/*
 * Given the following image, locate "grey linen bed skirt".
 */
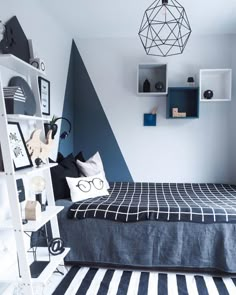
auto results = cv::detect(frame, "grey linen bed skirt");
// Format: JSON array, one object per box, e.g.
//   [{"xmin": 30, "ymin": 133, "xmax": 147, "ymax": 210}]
[{"xmin": 57, "ymin": 199, "xmax": 236, "ymax": 273}]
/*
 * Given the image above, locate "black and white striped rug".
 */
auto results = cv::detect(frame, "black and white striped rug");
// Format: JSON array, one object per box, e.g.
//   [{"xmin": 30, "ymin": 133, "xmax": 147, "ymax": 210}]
[{"xmin": 53, "ymin": 267, "xmax": 236, "ymax": 295}]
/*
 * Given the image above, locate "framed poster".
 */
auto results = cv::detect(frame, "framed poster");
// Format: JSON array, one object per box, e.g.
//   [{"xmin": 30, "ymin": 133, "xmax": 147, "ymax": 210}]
[
  {"xmin": 8, "ymin": 122, "xmax": 33, "ymax": 170},
  {"xmin": 38, "ymin": 77, "xmax": 50, "ymax": 115}
]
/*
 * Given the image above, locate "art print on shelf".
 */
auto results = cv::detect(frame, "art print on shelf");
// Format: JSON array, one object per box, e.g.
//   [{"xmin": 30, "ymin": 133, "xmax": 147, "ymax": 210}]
[
  {"xmin": 38, "ymin": 77, "xmax": 50, "ymax": 115},
  {"xmin": 8, "ymin": 122, "xmax": 33, "ymax": 171}
]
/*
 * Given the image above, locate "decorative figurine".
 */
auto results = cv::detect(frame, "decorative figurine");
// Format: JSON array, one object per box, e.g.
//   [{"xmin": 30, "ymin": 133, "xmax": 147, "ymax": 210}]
[
  {"xmin": 187, "ymin": 77, "xmax": 195, "ymax": 87},
  {"xmin": 26, "ymin": 129, "xmax": 54, "ymax": 163},
  {"xmin": 35, "ymin": 157, "xmax": 43, "ymax": 168},
  {"xmin": 155, "ymin": 81, "xmax": 164, "ymax": 92},
  {"xmin": 143, "ymin": 79, "xmax": 150, "ymax": 92},
  {"xmin": 204, "ymin": 90, "xmax": 213, "ymax": 100}
]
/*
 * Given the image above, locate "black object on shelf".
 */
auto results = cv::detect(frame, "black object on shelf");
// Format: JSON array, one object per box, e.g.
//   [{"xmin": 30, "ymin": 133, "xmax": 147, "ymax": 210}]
[
  {"xmin": 187, "ymin": 77, "xmax": 195, "ymax": 87},
  {"xmin": 0, "ymin": 16, "xmax": 30, "ymax": 63},
  {"xmin": 17, "ymin": 179, "xmax": 28, "ymax": 224},
  {"xmin": 36, "ymin": 193, "xmax": 46, "ymax": 212},
  {"xmin": 187, "ymin": 77, "xmax": 194, "ymax": 83},
  {"xmin": 17, "ymin": 179, "xmax": 25, "ymax": 203},
  {"xmin": 44, "ymin": 117, "xmax": 71, "ymax": 140},
  {"xmin": 44, "ymin": 123, "xmax": 58, "ymax": 139},
  {"xmin": 35, "ymin": 157, "xmax": 43, "ymax": 168},
  {"xmin": 143, "ymin": 79, "xmax": 150, "ymax": 92},
  {"xmin": 155, "ymin": 81, "xmax": 164, "ymax": 92},
  {"xmin": 48, "ymin": 238, "xmax": 65, "ymax": 256},
  {"xmin": 204, "ymin": 89, "xmax": 214, "ymax": 99}
]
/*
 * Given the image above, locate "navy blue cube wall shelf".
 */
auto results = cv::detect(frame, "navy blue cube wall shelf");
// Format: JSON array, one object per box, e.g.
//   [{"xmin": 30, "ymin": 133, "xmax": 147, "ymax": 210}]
[
  {"xmin": 166, "ymin": 87, "xmax": 199, "ymax": 119},
  {"xmin": 144, "ymin": 113, "xmax": 156, "ymax": 126}
]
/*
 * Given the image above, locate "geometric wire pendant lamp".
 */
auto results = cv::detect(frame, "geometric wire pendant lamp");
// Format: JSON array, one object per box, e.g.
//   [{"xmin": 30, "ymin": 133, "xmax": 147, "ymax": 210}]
[{"xmin": 138, "ymin": 0, "xmax": 192, "ymax": 57}]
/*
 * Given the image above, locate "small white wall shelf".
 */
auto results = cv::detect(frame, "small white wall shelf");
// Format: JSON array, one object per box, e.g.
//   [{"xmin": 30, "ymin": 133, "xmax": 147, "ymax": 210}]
[
  {"xmin": 137, "ymin": 64, "xmax": 168, "ymax": 95},
  {"xmin": 199, "ymin": 69, "xmax": 232, "ymax": 102}
]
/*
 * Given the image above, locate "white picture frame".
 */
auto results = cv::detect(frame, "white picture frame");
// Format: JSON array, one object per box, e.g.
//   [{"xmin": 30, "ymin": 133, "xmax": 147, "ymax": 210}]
[
  {"xmin": 8, "ymin": 122, "xmax": 33, "ymax": 170},
  {"xmin": 38, "ymin": 77, "xmax": 50, "ymax": 115}
]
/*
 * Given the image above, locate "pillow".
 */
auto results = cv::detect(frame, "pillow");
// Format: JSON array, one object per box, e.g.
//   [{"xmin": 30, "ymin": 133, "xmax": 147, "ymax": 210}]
[
  {"xmin": 57, "ymin": 152, "xmax": 65, "ymax": 163},
  {"xmin": 66, "ymin": 173, "xmax": 109, "ymax": 202},
  {"xmin": 49, "ymin": 152, "xmax": 64, "ymax": 164},
  {"xmin": 75, "ymin": 151, "xmax": 85, "ymax": 162},
  {"xmin": 50, "ymin": 154, "xmax": 81, "ymax": 200},
  {"xmin": 76, "ymin": 151, "xmax": 109, "ymax": 189}
]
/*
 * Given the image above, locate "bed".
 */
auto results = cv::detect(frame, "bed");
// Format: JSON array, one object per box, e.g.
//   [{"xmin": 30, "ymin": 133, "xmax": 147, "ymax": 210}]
[{"xmin": 55, "ymin": 182, "xmax": 236, "ymax": 273}]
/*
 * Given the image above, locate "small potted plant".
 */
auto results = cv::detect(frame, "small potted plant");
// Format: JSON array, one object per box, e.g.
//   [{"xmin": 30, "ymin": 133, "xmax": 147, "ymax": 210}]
[{"xmin": 44, "ymin": 115, "xmax": 58, "ymax": 139}]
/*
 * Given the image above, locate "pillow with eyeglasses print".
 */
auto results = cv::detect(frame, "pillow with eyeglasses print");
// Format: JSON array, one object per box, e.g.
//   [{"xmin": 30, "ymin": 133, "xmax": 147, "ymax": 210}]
[
  {"xmin": 66, "ymin": 172, "xmax": 109, "ymax": 202},
  {"xmin": 76, "ymin": 152, "xmax": 110, "ymax": 190}
]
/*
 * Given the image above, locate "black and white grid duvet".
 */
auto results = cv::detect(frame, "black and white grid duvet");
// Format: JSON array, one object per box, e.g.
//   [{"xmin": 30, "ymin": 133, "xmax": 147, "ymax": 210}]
[{"xmin": 68, "ymin": 182, "xmax": 236, "ymax": 223}]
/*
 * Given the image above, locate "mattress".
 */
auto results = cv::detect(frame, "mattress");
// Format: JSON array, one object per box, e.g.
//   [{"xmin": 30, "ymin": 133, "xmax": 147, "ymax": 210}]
[{"xmin": 68, "ymin": 182, "xmax": 236, "ymax": 223}]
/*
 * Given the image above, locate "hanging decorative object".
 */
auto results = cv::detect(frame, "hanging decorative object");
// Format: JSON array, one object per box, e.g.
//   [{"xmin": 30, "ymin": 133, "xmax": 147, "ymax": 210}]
[{"xmin": 138, "ymin": 0, "xmax": 192, "ymax": 57}]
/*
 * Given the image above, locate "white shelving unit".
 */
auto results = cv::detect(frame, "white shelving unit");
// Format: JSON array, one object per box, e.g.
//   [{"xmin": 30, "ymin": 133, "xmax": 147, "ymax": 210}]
[
  {"xmin": 0, "ymin": 54, "xmax": 69, "ymax": 294},
  {"xmin": 7, "ymin": 114, "xmax": 50, "ymax": 121},
  {"xmin": 0, "ymin": 247, "xmax": 70, "ymax": 284},
  {"xmin": 137, "ymin": 63, "xmax": 168, "ymax": 96},
  {"xmin": 199, "ymin": 69, "xmax": 232, "ymax": 102},
  {"xmin": 0, "ymin": 163, "xmax": 58, "ymax": 180},
  {"xmin": 0, "ymin": 206, "xmax": 64, "ymax": 231}
]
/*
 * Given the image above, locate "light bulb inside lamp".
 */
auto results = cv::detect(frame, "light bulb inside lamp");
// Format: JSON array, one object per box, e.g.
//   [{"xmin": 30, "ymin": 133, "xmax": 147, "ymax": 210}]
[
  {"xmin": 31, "ymin": 176, "xmax": 46, "ymax": 193},
  {"xmin": 30, "ymin": 176, "xmax": 46, "ymax": 211}
]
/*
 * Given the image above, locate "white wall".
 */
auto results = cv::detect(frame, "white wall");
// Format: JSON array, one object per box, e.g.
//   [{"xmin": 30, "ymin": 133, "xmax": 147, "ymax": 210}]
[
  {"xmin": 229, "ymin": 36, "xmax": 236, "ymax": 183},
  {"xmin": 0, "ymin": 0, "xmax": 72, "ymax": 274},
  {"xmin": 76, "ymin": 34, "xmax": 234, "ymax": 183}
]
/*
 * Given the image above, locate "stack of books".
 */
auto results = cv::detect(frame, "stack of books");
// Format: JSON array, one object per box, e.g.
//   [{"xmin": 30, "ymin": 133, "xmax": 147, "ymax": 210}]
[{"xmin": 3, "ymin": 86, "xmax": 26, "ymax": 114}]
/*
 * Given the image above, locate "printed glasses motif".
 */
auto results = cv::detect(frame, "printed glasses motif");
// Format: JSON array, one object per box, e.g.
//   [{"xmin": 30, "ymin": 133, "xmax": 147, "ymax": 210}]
[{"xmin": 76, "ymin": 178, "xmax": 104, "ymax": 192}]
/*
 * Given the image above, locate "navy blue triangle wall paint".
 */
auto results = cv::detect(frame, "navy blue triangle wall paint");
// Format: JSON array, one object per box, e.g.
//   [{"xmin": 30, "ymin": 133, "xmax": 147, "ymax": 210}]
[{"xmin": 61, "ymin": 40, "xmax": 133, "ymax": 182}]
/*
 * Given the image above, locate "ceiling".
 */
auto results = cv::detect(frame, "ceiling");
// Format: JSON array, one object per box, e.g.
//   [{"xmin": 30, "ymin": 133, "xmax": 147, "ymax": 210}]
[{"xmin": 41, "ymin": 0, "xmax": 236, "ymax": 38}]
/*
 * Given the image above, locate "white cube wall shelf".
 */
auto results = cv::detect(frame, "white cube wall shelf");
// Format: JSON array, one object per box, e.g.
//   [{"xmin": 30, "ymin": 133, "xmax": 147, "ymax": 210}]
[
  {"xmin": 199, "ymin": 69, "xmax": 232, "ymax": 102},
  {"xmin": 137, "ymin": 64, "xmax": 168, "ymax": 96}
]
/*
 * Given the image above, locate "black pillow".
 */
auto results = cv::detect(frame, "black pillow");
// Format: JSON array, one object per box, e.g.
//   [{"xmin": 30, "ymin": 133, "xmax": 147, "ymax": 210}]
[
  {"xmin": 49, "ymin": 152, "xmax": 64, "ymax": 164},
  {"xmin": 57, "ymin": 152, "xmax": 65, "ymax": 163},
  {"xmin": 50, "ymin": 154, "xmax": 81, "ymax": 200},
  {"xmin": 49, "ymin": 158, "xmax": 55, "ymax": 164},
  {"xmin": 75, "ymin": 151, "xmax": 86, "ymax": 162}
]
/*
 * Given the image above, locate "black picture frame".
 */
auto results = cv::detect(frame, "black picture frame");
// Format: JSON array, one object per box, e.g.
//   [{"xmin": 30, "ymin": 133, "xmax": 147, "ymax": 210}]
[
  {"xmin": 38, "ymin": 77, "xmax": 50, "ymax": 115},
  {"xmin": 7, "ymin": 122, "xmax": 33, "ymax": 171}
]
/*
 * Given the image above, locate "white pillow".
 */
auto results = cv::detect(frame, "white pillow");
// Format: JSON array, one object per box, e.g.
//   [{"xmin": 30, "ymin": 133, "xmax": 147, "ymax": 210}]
[
  {"xmin": 66, "ymin": 172, "xmax": 109, "ymax": 202},
  {"xmin": 76, "ymin": 152, "xmax": 110, "ymax": 189}
]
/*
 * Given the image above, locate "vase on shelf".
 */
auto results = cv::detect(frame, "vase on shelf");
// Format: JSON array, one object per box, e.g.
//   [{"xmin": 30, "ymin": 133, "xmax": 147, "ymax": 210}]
[
  {"xmin": 187, "ymin": 77, "xmax": 195, "ymax": 87},
  {"xmin": 143, "ymin": 79, "xmax": 150, "ymax": 92},
  {"xmin": 203, "ymin": 89, "xmax": 214, "ymax": 99},
  {"xmin": 155, "ymin": 81, "xmax": 164, "ymax": 92},
  {"xmin": 44, "ymin": 123, "xmax": 58, "ymax": 139}
]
